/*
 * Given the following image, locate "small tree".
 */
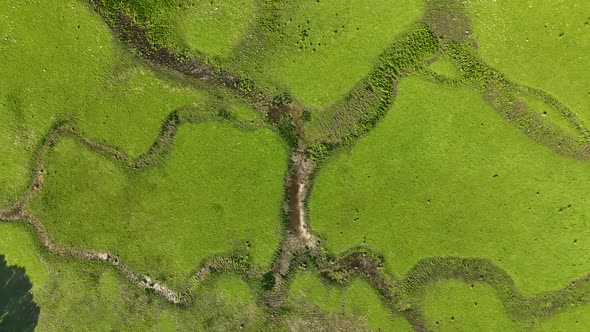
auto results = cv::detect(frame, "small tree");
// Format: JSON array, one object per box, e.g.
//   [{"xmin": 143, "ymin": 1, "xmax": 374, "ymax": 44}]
[{"xmin": 0, "ymin": 255, "xmax": 40, "ymax": 332}]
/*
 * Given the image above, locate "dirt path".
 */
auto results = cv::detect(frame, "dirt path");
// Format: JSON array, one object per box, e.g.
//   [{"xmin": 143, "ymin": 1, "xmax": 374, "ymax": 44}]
[{"xmin": 285, "ymin": 152, "xmax": 314, "ymax": 241}]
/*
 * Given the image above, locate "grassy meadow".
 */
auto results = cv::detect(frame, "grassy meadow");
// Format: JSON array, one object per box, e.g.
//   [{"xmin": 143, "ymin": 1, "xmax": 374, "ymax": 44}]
[
  {"xmin": 173, "ymin": 0, "xmax": 256, "ymax": 59},
  {"xmin": 29, "ymin": 121, "xmax": 288, "ymax": 288},
  {"xmin": 3, "ymin": 0, "xmax": 590, "ymax": 330},
  {"xmin": 309, "ymin": 76, "xmax": 590, "ymax": 295},
  {"xmin": 538, "ymin": 303, "xmax": 590, "ymax": 331},
  {"xmin": 0, "ymin": 0, "xmax": 216, "ymax": 207},
  {"xmin": 0, "ymin": 223, "xmax": 275, "ymax": 331},
  {"xmin": 228, "ymin": 0, "xmax": 425, "ymax": 108}
]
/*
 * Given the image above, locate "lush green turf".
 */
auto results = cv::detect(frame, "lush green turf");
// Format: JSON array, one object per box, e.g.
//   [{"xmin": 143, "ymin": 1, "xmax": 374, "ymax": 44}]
[
  {"xmin": 286, "ymin": 271, "xmax": 412, "ymax": 331},
  {"xmin": 309, "ymin": 75, "xmax": 590, "ymax": 295},
  {"xmin": 466, "ymin": 1, "xmax": 590, "ymax": 124},
  {"xmin": 428, "ymin": 54, "xmax": 462, "ymax": 79},
  {"xmin": 538, "ymin": 302, "xmax": 590, "ymax": 331},
  {"xmin": 0, "ymin": 224, "xmax": 47, "ymax": 291},
  {"xmin": 29, "ymin": 121, "xmax": 288, "ymax": 288},
  {"xmin": 230, "ymin": 0, "xmax": 424, "ymax": 108},
  {"xmin": 0, "ymin": 0, "xmax": 215, "ymax": 207},
  {"xmin": 0, "ymin": 223, "xmax": 274, "ymax": 331},
  {"xmin": 422, "ymin": 280, "xmax": 520, "ymax": 331},
  {"xmin": 172, "ymin": 0, "xmax": 255, "ymax": 59},
  {"xmin": 3, "ymin": 223, "xmax": 408, "ymax": 331}
]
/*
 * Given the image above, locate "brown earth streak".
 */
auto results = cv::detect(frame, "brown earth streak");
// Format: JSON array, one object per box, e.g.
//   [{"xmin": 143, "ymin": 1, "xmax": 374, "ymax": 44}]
[
  {"xmin": 111, "ymin": 13, "xmax": 242, "ymax": 92},
  {"xmin": 283, "ymin": 152, "xmax": 316, "ymax": 245},
  {"xmin": 0, "ymin": 113, "xmax": 194, "ymax": 305},
  {"xmin": 0, "ymin": 209, "xmax": 185, "ymax": 304}
]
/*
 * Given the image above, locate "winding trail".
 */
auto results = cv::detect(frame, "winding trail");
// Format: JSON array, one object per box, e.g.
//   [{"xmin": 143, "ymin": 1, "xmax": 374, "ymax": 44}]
[
  {"xmin": 285, "ymin": 152, "xmax": 314, "ymax": 241},
  {"xmin": 0, "ymin": 107, "xmax": 261, "ymax": 306},
  {"xmin": 1, "ymin": 206, "xmax": 183, "ymax": 304}
]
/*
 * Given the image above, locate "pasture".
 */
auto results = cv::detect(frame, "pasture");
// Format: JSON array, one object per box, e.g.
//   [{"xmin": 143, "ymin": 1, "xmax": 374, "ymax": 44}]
[{"xmin": 2, "ymin": 0, "xmax": 590, "ymax": 330}]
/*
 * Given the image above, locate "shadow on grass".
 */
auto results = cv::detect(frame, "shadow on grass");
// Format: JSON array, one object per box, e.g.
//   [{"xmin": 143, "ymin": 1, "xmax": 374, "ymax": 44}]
[{"xmin": 0, "ymin": 255, "xmax": 39, "ymax": 332}]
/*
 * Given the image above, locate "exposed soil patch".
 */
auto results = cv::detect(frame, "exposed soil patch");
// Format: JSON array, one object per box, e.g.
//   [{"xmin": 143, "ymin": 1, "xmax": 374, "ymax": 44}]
[
  {"xmin": 3, "ymin": 2, "xmax": 590, "ymax": 330},
  {"xmin": 285, "ymin": 152, "xmax": 314, "ymax": 240},
  {"xmin": 0, "ymin": 205, "xmax": 24, "ymax": 222}
]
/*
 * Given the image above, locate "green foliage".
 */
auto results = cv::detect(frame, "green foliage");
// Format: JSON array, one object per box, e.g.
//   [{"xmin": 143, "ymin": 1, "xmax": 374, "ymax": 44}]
[
  {"xmin": 277, "ymin": 114, "xmax": 299, "ymax": 149},
  {"xmin": 0, "ymin": 255, "xmax": 40, "ymax": 332},
  {"xmin": 217, "ymin": 108, "xmax": 235, "ymax": 121},
  {"xmin": 310, "ymin": 76, "xmax": 590, "ymax": 296},
  {"xmin": 228, "ymin": 254, "xmax": 251, "ymax": 272},
  {"xmin": 305, "ymin": 142, "xmax": 334, "ymax": 162},
  {"xmin": 239, "ymin": 78, "xmax": 255, "ymax": 94},
  {"xmin": 301, "ymin": 110, "xmax": 312, "ymax": 122}
]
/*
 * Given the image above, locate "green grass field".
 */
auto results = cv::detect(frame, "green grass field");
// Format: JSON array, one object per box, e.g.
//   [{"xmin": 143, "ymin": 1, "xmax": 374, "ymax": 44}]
[
  {"xmin": 0, "ymin": 223, "xmax": 276, "ymax": 331},
  {"xmin": 428, "ymin": 54, "xmax": 463, "ymax": 79},
  {"xmin": 287, "ymin": 271, "xmax": 412, "ymax": 331},
  {"xmin": 422, "ymin": 280, "xmax": 520, "ymax": 331},
  {"xmin": 538, "ymin": 303, "xmax": 590, "ymax": 331},
  {"xmin": 309, "ymin": 76, "xmax": 590, "ymax": 295},
  {"xmin": 228, "ymin": 0, "xmax": 424, "ymax": 108},
  {"xmin": 173, "ymin": 0, "xmax": 255, "ymax": 59},
  {"xmin": 3, "ymin": 0, "xmax": 590, "ymax": 330},
  {"xmin": 466, "ymin": 1, "xmax": 590, "ymax": 124},
  {"xmin": 29, "ymin": 121, "xmax": 288, "ymax": 288},
  {"xmin": 0, "ymin": 0, "xmax": 216, "ymax": 207}
]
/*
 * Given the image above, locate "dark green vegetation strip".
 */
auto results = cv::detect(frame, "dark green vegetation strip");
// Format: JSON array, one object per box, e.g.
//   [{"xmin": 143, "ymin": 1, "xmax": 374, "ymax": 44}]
[{"xmin": 304, "ymin": 24, "xmax": 440, "ymax": 155}]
